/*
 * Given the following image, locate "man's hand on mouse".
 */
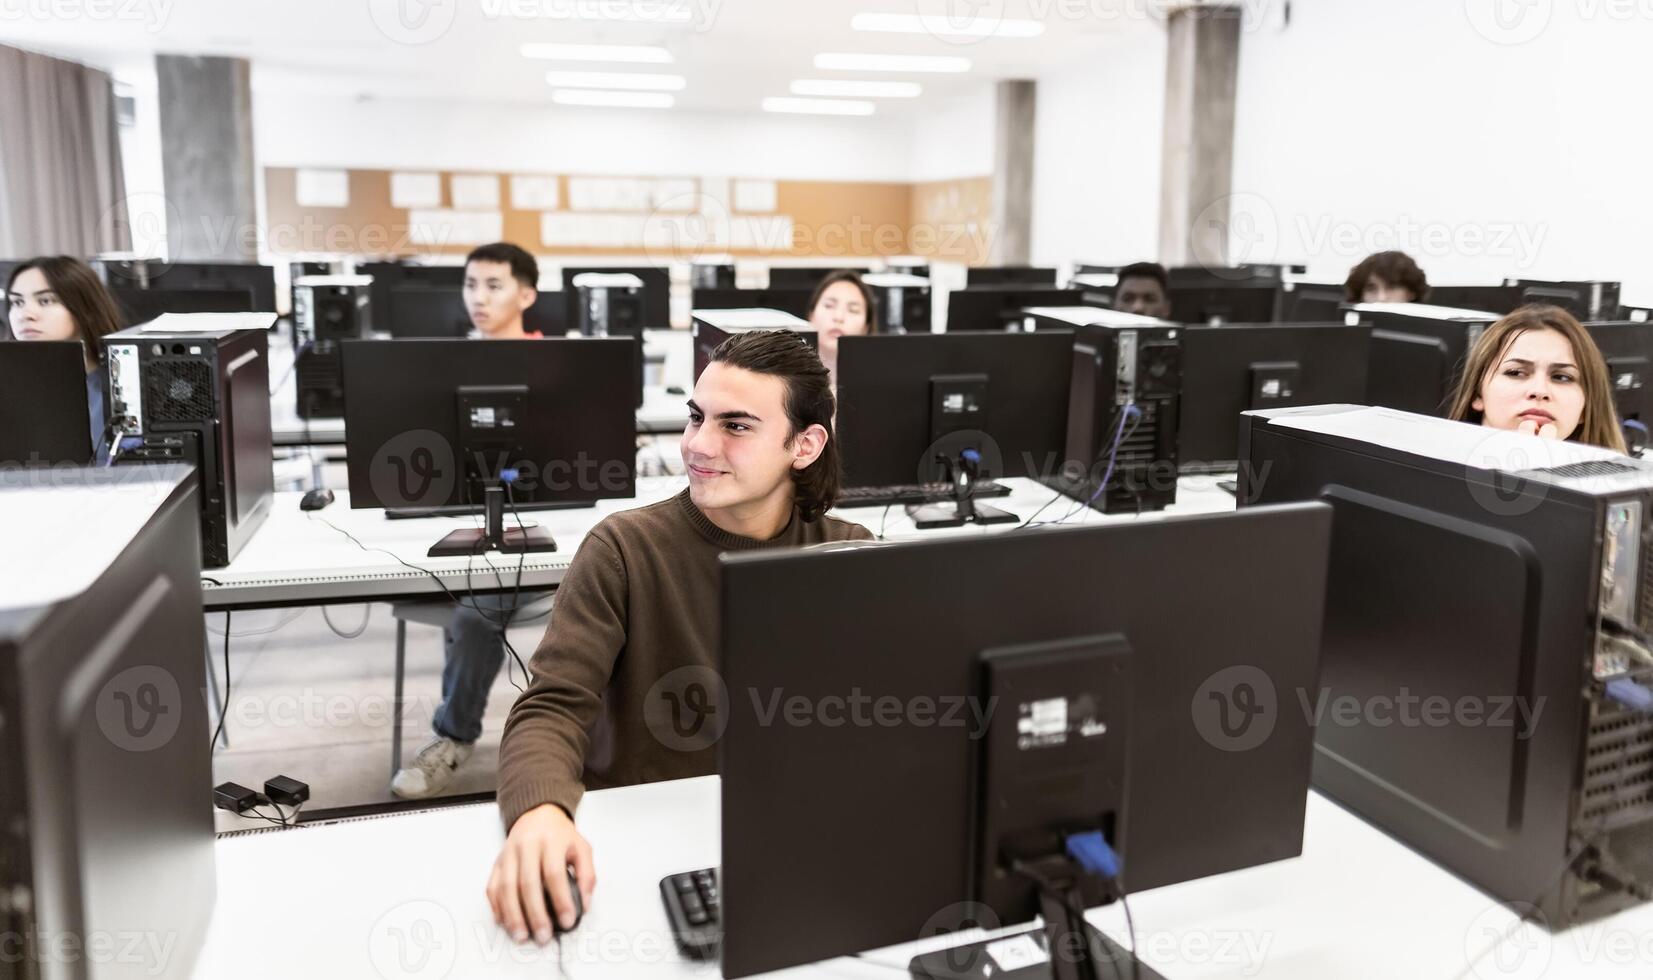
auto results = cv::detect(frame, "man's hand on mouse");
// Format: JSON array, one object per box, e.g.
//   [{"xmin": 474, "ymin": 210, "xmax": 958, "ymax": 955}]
[{"xmin": 487, "ymin": 803, "xmax": 595, "ymax": 944}]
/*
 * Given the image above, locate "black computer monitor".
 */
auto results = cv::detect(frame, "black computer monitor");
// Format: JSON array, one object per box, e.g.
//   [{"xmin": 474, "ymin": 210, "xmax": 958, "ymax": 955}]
[
  {"xmin": 341, "ymin": 337, "xmax": 637, "ymax": 521},
  {"xmin": 145, "ymin": 261, "xmax": 277, "ymax": 313},
  {"xmin": 386, "ymin": 284, "xmax": 471, "ymax": 338},
  {"xmin": 1586, "ymin": 320, "xmax": 1653, "ymax": 429},
  {"xmin": 1168, "ymin": 284, "xmax": 1280, "ymax": 325},
  {"xmin": 561, "ymin": 265, "xmax": 670, "ymax": 330},
  {"xmin": 1512, "ymin": 279, "xmax": 1622, "ymax": 321},
  {"xmin": 965, "ymin": 265, "xmax": 1058, "ymax": 288},
  {"xmin": 835, "ymin": 332, "xmax": 1072, "ymax": 497},
  {"xmin": 692, "ymin": 286, "xmax": 814, "ymax": 320},
  {"xmin": 109, "ymin": 286, "xmax": 257, "ymax": 327},
  {"xmin": 944, "ymin": 287, "xmax": 1089, "ymax": 332},
  {"xmin": 1424, "ymin": 284, "xmax": 1522, "ymax": 315},
  {"xmin": 359, "ymin": 262, "xmax": 465, "ymax": 327},
  {"xmin": 718, "ymin": 502, "xmax": 1332, "ymax": 977},
  {"xmin": 1, "ymin": 464, "xmax": 217, "ymax": 980},
  {"xmin": 0, "ymin": 340, "xmax": 92, "ymax": 465},
  {"xmin": 1277, "ymin": 283, "xmax": 1348, "ymax": 323},
  {"xmin": 1354, "ymin": 304, "xmax": 1498, "ymax": 417},
  {"xmin": 1178, "ymin": 322, "xmax": 1372, "ymax": 469}
]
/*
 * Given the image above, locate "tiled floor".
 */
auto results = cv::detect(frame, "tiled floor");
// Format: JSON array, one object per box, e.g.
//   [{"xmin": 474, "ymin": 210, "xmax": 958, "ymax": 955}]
[{"xmin": 207, "ymin": 600, "xmax": 549, "ymax": 832}]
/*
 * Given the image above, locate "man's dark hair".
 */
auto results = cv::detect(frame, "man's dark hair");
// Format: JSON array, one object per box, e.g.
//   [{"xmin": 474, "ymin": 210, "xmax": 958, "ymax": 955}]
[
  {"xmin": 464, "ymin": 242, "xmax": 539, "ymax": 290},
  {"xmin": 1115, "ymin": 261, "xmax": 1169, "ymax": 294},
  {"xmin": 708, "ymin": 329, "xmax": 841, "ymax": 522},
  {"xmin": 806, "ymin": 269, "xmax": 878, "ymax": 332},
  {"xmin": 1344, "ymin": 250, "xmax": 1429, "ymax": 303}
]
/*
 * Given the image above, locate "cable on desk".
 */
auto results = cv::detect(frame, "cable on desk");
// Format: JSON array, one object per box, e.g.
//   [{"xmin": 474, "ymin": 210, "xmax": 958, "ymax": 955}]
[
  {"xmin": 321, "ymin": 604, "xmax": 373, "ymax": 639},
  {"xmin": 1059, "ymin": 404, "xmax": 1141, "ymax": 525},
  {"xmin": 209, "ymin": 611, "xmax": 232, "ymax": 752},
  {"xmin": 205, "ymin": 607, "xmax": 308, "ymax": 637}
]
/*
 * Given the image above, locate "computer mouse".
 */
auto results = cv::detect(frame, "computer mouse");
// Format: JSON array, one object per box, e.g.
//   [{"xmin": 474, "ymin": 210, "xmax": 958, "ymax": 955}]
[
  {"xmin": 299, "ymin": 488, "xmax": 335, "ymax": 511},
  {"xmin": 551, "ymin": 866, "xmax": 584, "ymax": 935}
]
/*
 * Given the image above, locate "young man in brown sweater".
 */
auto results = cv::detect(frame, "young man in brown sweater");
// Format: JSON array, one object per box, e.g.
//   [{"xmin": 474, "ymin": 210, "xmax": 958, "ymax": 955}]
[{"xmin": 486, "ymin": 329, "xmax": 873, "ymax": 945}]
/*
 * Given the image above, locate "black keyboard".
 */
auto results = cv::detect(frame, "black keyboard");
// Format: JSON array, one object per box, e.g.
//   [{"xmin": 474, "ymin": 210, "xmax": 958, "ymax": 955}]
[
  {"xmin": 660, "ymin": 868, "xmax": 720, "ymax": 960},
  {"xmin": 837, "ymin": 480, "xmax": 1012, "ymax": 508}
]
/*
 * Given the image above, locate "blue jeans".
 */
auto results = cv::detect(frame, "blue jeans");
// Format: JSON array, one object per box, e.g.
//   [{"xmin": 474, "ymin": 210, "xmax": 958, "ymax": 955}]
[{"xmin": 431, "ymin": 591, "xmax": 552, "ymax": 743}]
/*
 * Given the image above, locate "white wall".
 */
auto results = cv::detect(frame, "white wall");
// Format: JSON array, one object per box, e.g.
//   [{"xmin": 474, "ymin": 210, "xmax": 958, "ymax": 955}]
[
  {"xmin": 908, "ymin": 87, "xmax": 996, "ymax": 183},
  {"xmin": 1231, "ymin": 0, "xmax": 1653, "ymax": 303},
  {"xmin": 1029, "ymin": 24, "xmax": 1168, "ymax": 270},
  {"xmin": 252, "ymin": 88, "xmax": 920, "ymax": 184}
]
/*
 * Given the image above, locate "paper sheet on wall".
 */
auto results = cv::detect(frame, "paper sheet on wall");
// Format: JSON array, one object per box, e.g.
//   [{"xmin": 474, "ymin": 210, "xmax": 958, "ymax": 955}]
[
  {"xmin": 730, "ymin": 215, "xmax": 793, "ymax": 251},
  {"xmin": 511, "ymin": 175, "xmax": 560, "ymax": 210},
  {"xmin": 294, "ymin": 169, "xmax": 349, "ymax": 208},
  {"xmin": 733, "ymin": 179, "xmax": 777, "ymax": 213},
  {"xmin": 541, "ymin": 212, "xmax": 647, "ymax": 248},
  {"xmin": 651, "ymin": 179, "xmax": 698, "ymax": 212},
  {"xmin": 568, "ymin": 177, "xmax": 651, "ymax": 211},
  {"xmin": 450, "ymin": 174, "xmax": 501, "ymax": 210},
  {"xmin": 390, "ymin": 172, "xmax": 443, "ymax": 209},
  {"xmin": 407, "ymin": 209, "xmax": 504, "ymax": 246}
]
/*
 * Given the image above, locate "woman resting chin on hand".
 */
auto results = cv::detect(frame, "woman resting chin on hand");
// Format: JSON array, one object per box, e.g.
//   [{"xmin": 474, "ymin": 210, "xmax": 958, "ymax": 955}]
[{"xmin": 1446, "ymin": 305, "xmax": 1627, "ymax": 453}]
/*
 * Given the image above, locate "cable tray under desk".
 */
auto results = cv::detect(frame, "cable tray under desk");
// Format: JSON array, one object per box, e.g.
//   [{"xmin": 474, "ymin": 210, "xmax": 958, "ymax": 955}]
[{"xmin": 201, "ymin": 556, "xmax": 574, "ymax": 591}]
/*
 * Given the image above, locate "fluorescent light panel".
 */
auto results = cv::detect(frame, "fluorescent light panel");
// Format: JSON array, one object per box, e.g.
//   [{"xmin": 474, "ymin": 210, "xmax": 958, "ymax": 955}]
[
  {"xmin": 520, "ymin": 43, "xmax": 673, "ymax": 63},
  {"xmin": 850, "ymin": 12, "xmax": 1046, "ymax": 37},
  {"xmin": 790, "ymin": 79, "xmax": 922, "ymax": 98},
  {"xmin": 544, "ymin": 70, "xmax": 686, "ymax": 91},
  {"xmin": 814, "ymin": 52, "xmax": 971, "ymax": 73},
  {"xmin": 552, "ymin": 90, "xmax": 675, "ymax": 108},
  {"xmin": 762, "ymin": 97, "xmax": 876, "ymax": 116}
]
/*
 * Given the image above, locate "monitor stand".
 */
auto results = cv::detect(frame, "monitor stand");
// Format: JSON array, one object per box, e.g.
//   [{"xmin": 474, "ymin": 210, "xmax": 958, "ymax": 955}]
[
  {"xmin": 427, "ymin": 483, "xmax": 557, "ymax": 557},
  {"xmin": 911, "ymin": 449, "xmax": 1019, "ymax": 530},
  {"xmin": 907, "ymin": 860, "xmax": 1163, "ymax": 980}
]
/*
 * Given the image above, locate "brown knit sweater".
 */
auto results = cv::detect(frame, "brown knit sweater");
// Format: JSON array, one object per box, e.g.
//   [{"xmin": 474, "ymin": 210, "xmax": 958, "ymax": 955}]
[{"xmin": 496, "ymin": 490, "xmax": 873, "ymax": 829}]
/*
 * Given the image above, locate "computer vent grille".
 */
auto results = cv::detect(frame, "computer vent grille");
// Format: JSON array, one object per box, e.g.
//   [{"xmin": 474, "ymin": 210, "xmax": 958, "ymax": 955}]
[{"xmin": 1582, "ymin": 698, "xmax": 1653, "ymax": 830}]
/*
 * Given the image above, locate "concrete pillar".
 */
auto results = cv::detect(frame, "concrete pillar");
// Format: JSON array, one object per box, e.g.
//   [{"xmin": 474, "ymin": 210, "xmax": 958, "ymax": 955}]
[
  {"xmin": 1157, "ymin": 5, "xmax": 1242, "ymax": 267},
  {"xmin": 990, "ymin": 79, "xmax": 1036, "ymax": 266},
  {"xmin": 156, "ymin": 55, "xmax": 257, "ymax": 261}
]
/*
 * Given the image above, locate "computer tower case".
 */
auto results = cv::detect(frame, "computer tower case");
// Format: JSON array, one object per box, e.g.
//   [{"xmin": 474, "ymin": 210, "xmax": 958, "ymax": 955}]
[
  {"xmin": 294, "ymin": 274, "xmax": 373, "ymax": 419},
  {"xmin": 1025, "ymin": 307, "xmax": 1182, "ymax": 514},
  {"xmin": 1239, "ymin": 403, "xmax": 1653, "ymax": 928},
  {"xmin": 862, "ymin": 272, "xmax": 931, "ymax": 335},
  {"xmin": 690, "ymin": 308, "xmax": 817, "ymax": 382},
  {"xmin": 1350, "ymin": 303, "xmax": 1498, "ymax": 417},
  {"xmin": 0, "ymin": 465, "xmax": 216, "ymax": 980},
  {"xmin": 104, "ymin": 324, "xmax": 274, "ymax": 568}
]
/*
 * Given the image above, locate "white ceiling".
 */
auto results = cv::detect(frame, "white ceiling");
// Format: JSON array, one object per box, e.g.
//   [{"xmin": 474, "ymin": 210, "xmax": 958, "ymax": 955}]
[{"xmin": 0, "ymin": 0, "xmax": 1164, "ymax": 115}]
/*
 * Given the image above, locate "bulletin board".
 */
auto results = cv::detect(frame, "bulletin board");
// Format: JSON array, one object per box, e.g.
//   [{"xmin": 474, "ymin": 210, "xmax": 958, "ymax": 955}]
[{"xmin": 262, "ymin": 167, "xmax": 992, "ymax": 262}]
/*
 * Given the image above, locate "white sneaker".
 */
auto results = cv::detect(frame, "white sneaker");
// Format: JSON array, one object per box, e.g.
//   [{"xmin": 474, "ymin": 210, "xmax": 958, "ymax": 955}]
[{"xmin": 391, "ymin": 737, "xmax": 475, "ymax": 799}]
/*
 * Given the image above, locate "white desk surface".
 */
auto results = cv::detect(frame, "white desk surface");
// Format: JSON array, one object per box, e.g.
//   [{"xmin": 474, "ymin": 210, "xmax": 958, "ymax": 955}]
[
  {"xmin": 202, "ymin": 476, "xmax": 1239, "ymax": 609},
  {"xmin": 189, "ymin": 775, "xmax": 1653, "ymax": 980}
]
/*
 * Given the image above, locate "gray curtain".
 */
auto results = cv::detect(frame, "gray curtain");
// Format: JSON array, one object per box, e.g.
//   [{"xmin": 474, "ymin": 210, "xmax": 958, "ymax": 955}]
[{"xmin": 0, "ymin": 44, "xmax": 131, "ymax": 258}]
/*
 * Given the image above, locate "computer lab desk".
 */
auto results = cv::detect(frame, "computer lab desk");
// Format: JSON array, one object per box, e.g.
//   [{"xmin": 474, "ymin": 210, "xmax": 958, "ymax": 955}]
[
  {"xmin": 200, "ymin": 475, "xmax": 1240, "ymax": 611},
  {"xmin": 188, "ymin": 774, "xmax": 1653, "ymax": 980}
]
